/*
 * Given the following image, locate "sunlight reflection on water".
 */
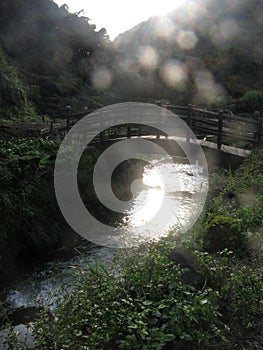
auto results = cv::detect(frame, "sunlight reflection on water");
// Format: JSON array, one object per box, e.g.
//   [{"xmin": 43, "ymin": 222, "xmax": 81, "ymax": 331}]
[{"xmin": 119, "ymin": 157, "xmax": 208, "ymax": 240}]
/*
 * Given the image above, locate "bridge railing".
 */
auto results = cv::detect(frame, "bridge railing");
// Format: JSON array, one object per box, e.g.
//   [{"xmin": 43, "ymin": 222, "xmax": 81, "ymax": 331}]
[
  {"xmin": 47, "ymin": 104, "xmax": 263, "ymax": 150},
  {"xmin": 167, "ymin": 104, "xmax": 263, "ymax": 149}
]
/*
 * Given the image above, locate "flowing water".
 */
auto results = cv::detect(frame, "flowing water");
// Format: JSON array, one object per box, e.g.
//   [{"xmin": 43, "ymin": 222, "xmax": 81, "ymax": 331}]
[{"xmin": 3, "ymin": 156, "xmax": 208, "ymax": 313}]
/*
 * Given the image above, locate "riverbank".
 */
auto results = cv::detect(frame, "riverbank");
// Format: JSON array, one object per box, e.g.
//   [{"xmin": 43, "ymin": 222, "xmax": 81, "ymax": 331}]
[{"xmin": 3, "ymin": 150, "xmax": 262, "ymax": 349}]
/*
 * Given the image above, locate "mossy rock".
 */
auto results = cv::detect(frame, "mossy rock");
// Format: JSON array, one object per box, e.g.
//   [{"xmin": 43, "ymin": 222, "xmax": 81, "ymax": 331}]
[
  {"xmin": 203, "ymin": 215, "xmax": 248, "ymax": 255},
  {"xmin": 168, "ymin": 247, "xmax": 205, "ymax": 290}
]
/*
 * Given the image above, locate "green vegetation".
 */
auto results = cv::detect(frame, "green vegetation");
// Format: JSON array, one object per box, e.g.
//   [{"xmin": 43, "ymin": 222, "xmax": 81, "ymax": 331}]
[
  {"xmin": 0, "ymin": 1, "xmax": 263, "ymax": 348},
  {"xmin": 202, "ymin": 215, "xmax": 247, "ymax": 255},
  {"xmin": 0, "ymin": 0, "xmax": 112, "ymax": 116},
  {"xmin": 239, "ymin": 90, "xmax": 263, "ymax": 113},
  {"xmin": 4, "ymin": 151, "xmax": 262, "ymax": 350},
  {"xmin": 0, "ymin": 137, "xmax": 62, "ymax": 276},
  {"xmin": 0, "ymin": 46, "xmax": 35, "ymax": 119},
  {"xmin": 113, "ymin": 0, "xmax": 263, "ymax": 104},
  {"xmin": 31, "ymin": 246, "xmax": 222, "ymax": 350},
  {"xmin": 1, "ymin": 0, "xmax": 263, "ymax": 110},
  {"xmin": 0, "ymin": 135, "xmax": 103, "ymax": 279}
]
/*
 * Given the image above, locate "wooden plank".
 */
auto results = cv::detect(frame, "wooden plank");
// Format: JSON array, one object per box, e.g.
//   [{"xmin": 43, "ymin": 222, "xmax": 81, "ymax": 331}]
[
  {"xmin": 193, "ymin": 125, "xmax": 219, "ymax": 135},
  {"xmin": 193, "ymin": 117, "xmax": 218, "ymax": 127},
  {"xmin": 193, "ymin": 108, "xmax": 219, "ymax": 117},
  {"xmin": 221, "ymin": 131, "xmax": 257, "ymax": 142},
  {"xmin": 223, "ymin": 114, "xmax": 258, "ymax": 124}
]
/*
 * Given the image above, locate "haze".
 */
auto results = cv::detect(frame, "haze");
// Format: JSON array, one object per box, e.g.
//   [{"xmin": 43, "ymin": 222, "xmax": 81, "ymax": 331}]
[{"xmin": 54, "ymin": 0, "xmax": 186, "ymax": 40}]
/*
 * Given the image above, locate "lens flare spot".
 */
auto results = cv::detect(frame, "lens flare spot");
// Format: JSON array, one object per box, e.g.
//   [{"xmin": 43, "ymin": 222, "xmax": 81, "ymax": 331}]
[
  {"xmin": 195, "ymin": 70, "xmax": 226, "ymax": 105},
  {"xmin": 92, "ymin": 67, "xmax": 112, "ymax": 90},
  {"xmin": 176, "ymin": 30, "xmax": 198, "ymax": 50},
  {"xmin": 210, "ymin": 20, "xmax": 240, "ymax": 47},
  {"xmin": 152, "ymin": 16, "xmax": 176, "ymax": 39},
  {"xmin": 118, "ymin": 58, "xmax": 135, "ymax": 74},
  {"xmin": 137, "ymin": 45, "xmax": 159, "ymax": 70},
  {"xmin": 176, "ymin": 0, "xmax": 207, "ymax": 25},
  {"xmin": 160, "ymin": 60, "xmax": 188, "ymax": 90}
]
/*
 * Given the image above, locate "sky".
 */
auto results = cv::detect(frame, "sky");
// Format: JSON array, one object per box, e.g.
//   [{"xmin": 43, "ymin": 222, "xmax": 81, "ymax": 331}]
[{"xmin": 54, "ymin": 0, "xmax": 186, "ymax": 40}]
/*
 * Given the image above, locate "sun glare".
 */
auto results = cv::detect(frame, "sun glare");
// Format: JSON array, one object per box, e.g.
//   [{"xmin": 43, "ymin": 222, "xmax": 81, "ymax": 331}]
[
  {"xmin": 149, "ymin": 0, "xmax": 187, "ymax": 16},
  {"xmin": 54, "ymin": 0, "xmax": 188, "ymax": 39}
]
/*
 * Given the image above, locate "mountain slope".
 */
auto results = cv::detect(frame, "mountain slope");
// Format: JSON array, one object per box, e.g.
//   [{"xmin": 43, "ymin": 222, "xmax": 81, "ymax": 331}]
[
  {"xmin": 113, "ymin": 0, "xmax": 263, "ymax": 105},
  {"xmin": 0, "ymin": 0, "xmax": 113, "ymax": 116}
]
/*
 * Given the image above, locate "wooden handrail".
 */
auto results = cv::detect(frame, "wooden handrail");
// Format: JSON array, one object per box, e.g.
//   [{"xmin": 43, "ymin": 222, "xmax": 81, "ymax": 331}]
[{"xmin": 47, "ymin": 104, "xmax": 262, "ymax": 149}]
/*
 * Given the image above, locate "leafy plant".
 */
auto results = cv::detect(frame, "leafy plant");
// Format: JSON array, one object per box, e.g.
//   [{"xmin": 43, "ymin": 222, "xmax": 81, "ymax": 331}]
[
  {"xmin": 239, "ymin": 90, "xmax": 263, "ymax": 113},
  {"xmin": 202, "ymin": 215, "xmax": 248, "ymax": 256}
]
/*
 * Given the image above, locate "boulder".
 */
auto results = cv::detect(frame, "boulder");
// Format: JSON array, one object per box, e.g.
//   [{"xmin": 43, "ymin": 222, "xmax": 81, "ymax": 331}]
[{"xmin": 168, "ymin": 247, "xmax": 204, "ymax": 289}]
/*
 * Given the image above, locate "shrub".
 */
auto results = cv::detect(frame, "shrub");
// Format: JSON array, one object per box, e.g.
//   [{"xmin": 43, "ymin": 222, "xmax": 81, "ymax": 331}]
[
  {"xmin": 31, "ymin": 243, "xmax": 223, "ymax": 350},
  {"xmin": 198, "ymin": 250, "xmax": 263, "ymax": 335},
  {"xmin": 239, "ymin": 90, "xmax": 263, "ymax": 113},
  {"xmin": 220, "ymin": 265, "xmax": 263, "ymax": 329},
  {"xmin": 0, "ymin": 46, "xmax": 35, "ymax": 119},
  {"xmin": 0, "ymin": 138, "xmax": 62, "ymax": 277},
  {"xmin": 202, "ymin": 215, "xmax": 248, "ymax": 255}
]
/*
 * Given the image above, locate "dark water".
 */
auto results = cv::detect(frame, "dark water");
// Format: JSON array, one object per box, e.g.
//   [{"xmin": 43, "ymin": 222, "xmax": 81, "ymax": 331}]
[{"xmin": 3, "ymin": 156, "xmax": 207, "ymax": 312}]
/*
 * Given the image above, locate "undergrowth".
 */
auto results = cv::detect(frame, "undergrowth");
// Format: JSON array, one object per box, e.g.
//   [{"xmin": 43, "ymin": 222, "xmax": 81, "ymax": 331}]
[{"xmin": 3, "ymin": 151, "xmax": 263, "ymax": 350}]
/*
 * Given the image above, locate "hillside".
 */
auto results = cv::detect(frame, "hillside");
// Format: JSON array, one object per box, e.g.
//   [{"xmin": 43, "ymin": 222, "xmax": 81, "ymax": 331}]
[
  {"xmin": 0, "ymin": 0, "xmax": 262, "ymax": 114},
  {"xmin": 0, "ymin": 0, "xmax": 113, "ymax": 117},
  {"xmin": 113, "ymin": 0, "xmax": 263, "ymax": 105},
  {"xmin": 0, "ymin": 45, "xmax": 35, "ymax": 119}
]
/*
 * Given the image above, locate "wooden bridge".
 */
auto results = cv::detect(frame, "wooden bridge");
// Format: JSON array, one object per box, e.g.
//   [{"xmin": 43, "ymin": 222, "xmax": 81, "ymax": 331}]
[{"xmin": 47, "ymin": 104, "xmax": 263, "ymax": 150}]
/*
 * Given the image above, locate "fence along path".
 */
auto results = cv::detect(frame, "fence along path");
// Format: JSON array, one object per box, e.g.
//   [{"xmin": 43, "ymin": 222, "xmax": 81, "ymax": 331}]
[{"xmin": 47, "ymin": 104, "xmax": 263, "ymax": 150}]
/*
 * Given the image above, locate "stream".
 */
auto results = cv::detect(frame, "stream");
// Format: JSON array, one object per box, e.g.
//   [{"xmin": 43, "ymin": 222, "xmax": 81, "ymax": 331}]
[{"xmin": 1, "ymin": 155, "xmax": 208, "ymax": 340}]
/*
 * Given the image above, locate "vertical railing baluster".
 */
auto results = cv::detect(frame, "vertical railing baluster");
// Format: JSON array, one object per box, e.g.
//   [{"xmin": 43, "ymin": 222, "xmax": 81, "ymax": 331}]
[
  {"xmin": 66, "ymin": 105, "xmax": 72, "ymax": 133},
  {"xmin": 217, "ymin": 110, "xmax": 223, "ymax": 150},
  {"xmin": 127, "ymin": 125, "xmax": 131, "ymax": 138},
  {"xmin": 186, "ymin": 104, "xmax": 192, "ymax": 142},
  {"xmin": 257, "ymin": 117, "xmax": 262, "ymax": 147}
]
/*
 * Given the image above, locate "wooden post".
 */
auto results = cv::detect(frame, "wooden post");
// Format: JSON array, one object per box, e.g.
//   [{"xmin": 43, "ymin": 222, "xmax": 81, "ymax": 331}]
[
  {"xmin": 217, "ymin": 110, "xmax": 223, "ymax": 150},
  {"xmin": 187, "ymin": 104, "xmax": 192, "ymax": 142},
  {"xmin": 50, "ymin": 120, "xmax": 53, "ymax": 133},
  {"xmin": 66, "ymin": 117, "xmax": 70, "ymax": 132},
  {"xmin": 138, "ymin": 125, "xmax": 141, "ymax": 137},
  {"xmin": 65, "ymin": 105, "xmax": 72, "ymax": 133},
  {"xmin": 257, "ymin": 118, "xmax": 263, "ymax": 147},
  {"xmin": 127, "ymin": 125, "xmax": 131, "ymax": 138}
]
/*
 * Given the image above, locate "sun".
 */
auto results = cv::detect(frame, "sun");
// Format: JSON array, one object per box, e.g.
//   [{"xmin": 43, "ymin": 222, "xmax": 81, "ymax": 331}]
[{"xmin": 54, "ymin": 0, "xmax": 188, "ymax": 40}]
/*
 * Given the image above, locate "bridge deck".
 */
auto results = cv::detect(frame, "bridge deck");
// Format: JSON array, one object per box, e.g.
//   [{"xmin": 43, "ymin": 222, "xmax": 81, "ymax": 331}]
[{"xmin": 46, "ymin": 103, "xmax": 263, "ymax": 151}]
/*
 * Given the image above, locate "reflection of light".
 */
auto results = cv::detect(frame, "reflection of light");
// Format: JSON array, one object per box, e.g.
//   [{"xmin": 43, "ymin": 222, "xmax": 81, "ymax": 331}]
[
  {"xmin": 143, "ymin": 169, "xmax": 163, "ymax": 189},
  {"xmin": 137, "ymin": 46, "xmax": 159, "ymax": 70},
  {"xmin": 195, "ymin": 70, "xmax": 226, "ymax": 104},
  {"xmin": 149, "ymin": 0, "xmax": 188, "ymax": 16},
  {"xmin": 92, "ymin": 66, "xmax": 112, "ymax": 90},
  {"xmin": 118, "ymin": 58, "xmax": 134, "ymax": 74},
  {"xmin": 176, "ymin": 0, "xmax": 207, "ymax": 24},
  {"xmin": 131, "ymin": 189, "xmax": 164, "ymax": 227},
  {"xmin": 210, "ymin": 20, "xmax": 240, "ymax": 47},
  {"xmin": 123, "ymin": 161, "xmax": 207, "ymax": 237},
  {"xmin": 131, "ymin": 168, "xmax": 164, "ymax": 226},
  {"xmin": 153, "ymin": 16, "xmax": 176, "ymax": 39},
  {"xmin": 176, "ymin": 30, "xmax": 198, "ymax": 50},
  {"xmin": 160, "ymin": 59, "xmax": 188, "ymax": 90},
  {"xmin": 55, "ymin": 0, "xmax": 189, "ymax": 40}
]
